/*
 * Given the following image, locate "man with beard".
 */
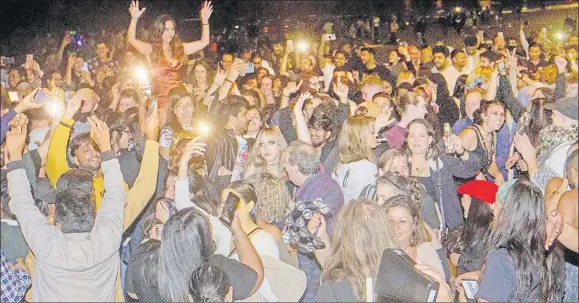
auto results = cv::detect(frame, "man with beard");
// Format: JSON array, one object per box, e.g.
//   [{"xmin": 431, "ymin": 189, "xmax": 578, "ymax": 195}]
[
  {"xmin": 464, "ymin": 35, "xmax": 478, "ymax": 75},
  {"xmin": 431, "ymin": 45, "xmax": 460, "ymax": 94},
  {"xmin": 357, "ymin": 47, "xmax": 396, "ymax": 88},
  {"xmin": 205, "ymin": 96, "xmax": 249, "ymax": 191},
  {"xmin": 318, "ymin": 33, "xmax": 353, "ymax": 92},
  {"xmin": 46, "ymin": 90, "xmax": 130, "ymax": 210},
  {"xmin": 308, "ymin": 109, "xmax": 338, "ymax": 174}
]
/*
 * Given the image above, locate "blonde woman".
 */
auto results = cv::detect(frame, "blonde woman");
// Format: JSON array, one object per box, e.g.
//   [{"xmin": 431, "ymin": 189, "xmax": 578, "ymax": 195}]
[
  {"xmin": 244, "ymin": 127, "xmax": 288, "ymax": 179},
  {"xmin": 383, "ymin": 195, "xmax": 447, "ymax": 281},
  {"xmin": 333, "ymin": 115, "xmax": 378, "ymax": 203},
  {"xmin": 309, "ymin": 199, "xmax": 397, "ymax": 302}
]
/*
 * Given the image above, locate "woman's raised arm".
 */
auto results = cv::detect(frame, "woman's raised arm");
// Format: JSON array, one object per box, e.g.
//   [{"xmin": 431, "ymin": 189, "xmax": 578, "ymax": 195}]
[
  {"xmin": 183, "ymin": 1, "xmax": 213, "ymax": 55},
  {"xmin": 127, "ymin": 1, "xmax": 153, "ymax": 60}
]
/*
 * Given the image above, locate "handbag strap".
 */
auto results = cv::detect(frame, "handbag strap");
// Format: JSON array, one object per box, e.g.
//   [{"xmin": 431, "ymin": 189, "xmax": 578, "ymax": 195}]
[{"xmin": 435, "ymin": 157, "xmax": 447, "ymax": 235}]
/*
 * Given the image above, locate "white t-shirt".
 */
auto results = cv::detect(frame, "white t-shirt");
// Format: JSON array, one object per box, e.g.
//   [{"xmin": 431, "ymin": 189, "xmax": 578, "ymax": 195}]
[
  {"xmin": 333, "ymin": 159, "xmax": 378, "ymax": 203},
  {"xmin": 232, "ymin": 230, "xmax": 280, "ymax": 302},
  {"xmin": 431, "ymin": 65, "xmax": 460, "ymax": 94}
]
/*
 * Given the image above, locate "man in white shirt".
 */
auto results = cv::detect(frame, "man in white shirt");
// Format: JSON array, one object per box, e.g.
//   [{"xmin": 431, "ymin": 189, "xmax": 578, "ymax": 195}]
[
  {"xmin": 431, "ymin": 45, "xmax": 460, "ymax": 93},
  {"xmin": 464, "ymin": 35, "xmax": 478, "ymax": 74},
  {"xmin": 451, "ymin": 49, "xmax": 470, "ymax": 75}
]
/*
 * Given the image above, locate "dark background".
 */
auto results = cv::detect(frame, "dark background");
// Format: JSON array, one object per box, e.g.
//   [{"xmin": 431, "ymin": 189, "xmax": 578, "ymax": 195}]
[{"xmin": 0, "ymin": 0, "xmax": 566, "ymax": 54}]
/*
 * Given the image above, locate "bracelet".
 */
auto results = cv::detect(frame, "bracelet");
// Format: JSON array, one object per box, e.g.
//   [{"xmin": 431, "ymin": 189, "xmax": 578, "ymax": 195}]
[
  {"xmin": 225, "ymin": 78, "xmax": 233, "ymax": 84},
  {"xmin": 202, "ymin": 23, "xmax": 209, "ymax": 26},
  {"xmin": 282, "ymin": 94, "xmax": 290, "ymax": 98}
]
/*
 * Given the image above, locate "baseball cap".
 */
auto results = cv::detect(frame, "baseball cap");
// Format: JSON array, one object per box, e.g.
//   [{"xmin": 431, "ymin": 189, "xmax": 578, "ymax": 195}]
[
  {"xmin": 457, "ymin": 180, "xmax": 498, "ymax": 204},
  {"xmin": 544, "ymin": 96, "xmax": 578, "ymax": 120}
]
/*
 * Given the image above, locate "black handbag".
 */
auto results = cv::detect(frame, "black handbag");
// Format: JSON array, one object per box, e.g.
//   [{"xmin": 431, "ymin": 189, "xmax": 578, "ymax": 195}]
[{"xmin": 374, "ymin": 248, "xmax": 439, "ymax": 302}]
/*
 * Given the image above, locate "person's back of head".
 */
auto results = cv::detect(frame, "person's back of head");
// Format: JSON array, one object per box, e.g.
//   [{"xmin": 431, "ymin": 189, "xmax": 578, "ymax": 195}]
[
  {"xmin": 54, "ymin": 169, "xmax": 96, "ymax": 233},
  {"xmin": 158, "ymin": 208, "xmax": 215, "ymax": 302},
  {"xmin": 215, "ymin": 95, "xmax": 248, "ymax": 131},
  {"xmin": 337, "ymin": 115, "xmax": 376, "ymax": 164},
  {"xmin": 189, "ymin": 262, "xmax": 232, "ymax": 302},
  {"xmin": 322, "ymin": 198, "xmax": 396, "ymax": 300}
]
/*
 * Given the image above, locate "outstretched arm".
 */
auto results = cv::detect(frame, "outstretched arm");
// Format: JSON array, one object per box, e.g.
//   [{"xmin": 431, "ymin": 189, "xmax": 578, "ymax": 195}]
[
  {"xmin": 127, "ymin": 1, "xmax": 153, "ymax": 60},
  {"xmin": 183, "ymin": 2, "xmax": 213, "ymax": 55}
]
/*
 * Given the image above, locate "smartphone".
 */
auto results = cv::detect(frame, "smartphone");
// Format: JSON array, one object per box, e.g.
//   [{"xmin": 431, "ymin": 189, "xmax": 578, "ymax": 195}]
[
  {"xmin": 477, "ymin": 30, "xmax": 484, "ymax": 39},
  {"xmin": 498, "ymin": 32, "xmax": 504, "ymax": 38},
  {"xmin": 80, "ymin": 62, "xmax": 89, "ymax": 72},
  {"xmin": 461, "ymin": 279, "xmax": 479, "ymax": 300},
  {"xmin": 241, "ymin": 62, "xmax": 255, "ymax": 74},
  {"xmin": 399, "ymin": 41, "xmax": 408, "ymax": 47},
  {"xmin": 220, "ymin": 192, "xmax": 241, "ymax": 226},
  {"xmin": 26, "ymin": 54, "xmax": 33, "ymax": 63},
  {"xmin": 8, "ymin": 91, "xmax": 19, "ymax": 103},
  {"xmin": 542, "ymin": 27, "xmax": 547, "ymax": 35},
  {"xmin": 147, "ymin": 97, "xmax": 158, "ymax": 118},
  {"xmin": 498, "ymin": 61, "xmax": 506, "ymax": 72},
  {"xmin": 287, "ymin": 39, "xmax": 294, "ymax": 49},
  {"xmin": 33, "ymin": 89, "xmax": 50, "ymax": 104},
  {"xmin": 323, "ymin": 34, "xmax": 336, "ymax": 41}
]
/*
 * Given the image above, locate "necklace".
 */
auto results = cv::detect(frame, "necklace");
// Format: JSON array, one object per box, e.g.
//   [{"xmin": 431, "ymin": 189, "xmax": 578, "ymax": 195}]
[{"xmin": 474, "ymin": 125, "xmax": 495, "ymax": 173}]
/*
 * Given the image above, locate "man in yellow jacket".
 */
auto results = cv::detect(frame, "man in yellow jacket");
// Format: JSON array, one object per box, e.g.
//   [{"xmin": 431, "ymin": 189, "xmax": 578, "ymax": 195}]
[{"xmin": 35, "ymin": 89, "xmax": 160, "ymax": 301}]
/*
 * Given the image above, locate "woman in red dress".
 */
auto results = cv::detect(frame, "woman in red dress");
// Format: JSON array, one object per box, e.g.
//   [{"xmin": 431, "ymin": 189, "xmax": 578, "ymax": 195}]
[{"xmin": 127, "ymin": 0, "xmax": 213, "ymax": 125}]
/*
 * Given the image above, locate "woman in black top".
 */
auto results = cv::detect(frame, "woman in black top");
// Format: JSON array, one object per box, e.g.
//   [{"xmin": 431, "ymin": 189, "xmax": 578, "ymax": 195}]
[{"xmin": 459, "ymin": 100, "xmax": 505, "ymax": 183}]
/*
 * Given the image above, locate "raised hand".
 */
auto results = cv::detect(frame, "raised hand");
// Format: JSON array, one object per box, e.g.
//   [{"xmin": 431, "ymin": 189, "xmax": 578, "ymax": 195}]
[
  {"xmin": 129, "ymin": 1, "xmax": 146, "ymax": 19},
  {"xmin": 282, "ymin": 79, "xmax": 303, "ymax": 97},
  {"xmin": 332, "ymin": 76, "xmax": 349, "ymax": 103},
  {"xmin": 64, "ymin": 90, "xmax": 83, "ymax": 119},
  {"xmin": 226, "ymin": 62, "xmax": 247, "ymax": 83},
  {"xmin": 294, "ymin": 91, "xmax": 312, "ymax": 113},
  {"xmin": 14, "ymin": 88, "xmax": 46, "ymax": 114},
  {"xmin": 180, "ymin": 137, "xmax": 207, "ymax": 164},
  {"xmin": 144, "ymin": 106, "xmax": 160, "ymax": 141},
  {"xmin": 62, "ymin": 31, "xmax": 73, "ymax": 47},
  {"xmin": 67, "ymin": 53, "xmax": 76, "ymax": 70},
  {"xmin": 5, "ymin": 120, "xmax": 27, "ymax": 162},
  {"xmin": 88, "ymin": 116, "xmax": 111, "ymax": 153},
  {"xmin": 554, "ymin": 56, "xmax": 568, "ymax": 73},
  {"xmin": 200, "ymin": 1, "xmax": 213, "ymax": 23},
  {"xmin": 506, "ymin": 48, "xmax": 517, "ymax": 70},
  {"xmin": 513, "ymin": 133, "xmax": 536, "ymax": 163}
]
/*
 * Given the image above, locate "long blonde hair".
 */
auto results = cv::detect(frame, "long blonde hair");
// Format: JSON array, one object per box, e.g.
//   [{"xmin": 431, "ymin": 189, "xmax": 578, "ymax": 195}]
[
  {"xmin": 322, "ymin": 199, "xmax": 397, "ymax": 300},
  {"xmin": 244, "ymin": 127, "xmax": 288, "ymax": 179},
  {"xmin": 337, "ymin": 115, "xmax": 375, "ymax": 165}
]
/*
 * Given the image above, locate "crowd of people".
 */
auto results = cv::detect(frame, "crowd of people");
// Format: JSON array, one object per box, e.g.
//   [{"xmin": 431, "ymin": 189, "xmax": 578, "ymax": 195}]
[{"xmin": 0, "ymin": 0, "xmax": 578, "ymax": 302}]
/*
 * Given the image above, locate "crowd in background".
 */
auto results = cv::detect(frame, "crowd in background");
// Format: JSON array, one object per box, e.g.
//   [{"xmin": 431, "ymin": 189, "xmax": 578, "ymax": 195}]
[{"xmin": 1, "ymin": 0, "xmax": 578, "ymax": 302}]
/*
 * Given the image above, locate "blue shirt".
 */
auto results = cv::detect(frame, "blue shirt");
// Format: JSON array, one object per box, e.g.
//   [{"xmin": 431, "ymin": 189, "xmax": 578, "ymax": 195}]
[
  {"xmin": 0, "ymin": 249, "xmax": 31, "ymax": 302},
  {"xmin": 452, "ymin": 117, "xmax": 510, "ymax": 179}
]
